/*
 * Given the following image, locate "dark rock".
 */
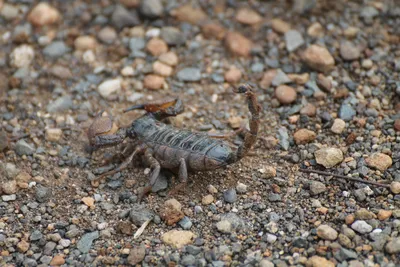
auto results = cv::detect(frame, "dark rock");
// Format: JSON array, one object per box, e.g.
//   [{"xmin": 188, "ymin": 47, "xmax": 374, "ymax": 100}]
[
  {"xmin": 161, "ymin": 27, "xmax": 186, "ymax": 46},
  {"xmin": 112, "ymin": 5, "xmax": 140, "ymax": 29},
  {"xmin": 35, "ymin": 185, "xmax": 52, "ymax": 203},
  {"xmin": 15, "ymin": 139, "xmax": 35, "ymax": 156},
  {"xmin": 223, "ymin": 189, "xmax": 237, "ymax": 203},
  {"xmin": 140, "ymin": 0, "xmax": 163, "ymax": 18},
  {"xmin": 129, "ymin": 204, "xmax": 154, "ymax": 226}
]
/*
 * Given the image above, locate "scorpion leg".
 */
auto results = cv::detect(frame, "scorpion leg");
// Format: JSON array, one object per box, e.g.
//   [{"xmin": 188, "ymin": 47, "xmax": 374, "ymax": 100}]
[
  {"xmin": 100, "ymin": 142, "xmax": 135, "ymax": 166},
  {"xmin": 138, "ymin": 149, "xmax": 161, "ymax": 202},
  {"xmin": 234, "ymin": 84, "xmax": 261, "ymax": 160},
  {"xmin": 93, "ymin": 145, "xmax": 143, "ymax": 181},
  {"xmin": 168, "ymin": 158, "xmax": 188, "ymax": 196}
]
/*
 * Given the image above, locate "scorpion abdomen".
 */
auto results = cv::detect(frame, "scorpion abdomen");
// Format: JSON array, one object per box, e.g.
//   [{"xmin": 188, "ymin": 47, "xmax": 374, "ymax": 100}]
[{"xmin": 138, "ymin": 120, "xmax": 234, "ymax": 171}]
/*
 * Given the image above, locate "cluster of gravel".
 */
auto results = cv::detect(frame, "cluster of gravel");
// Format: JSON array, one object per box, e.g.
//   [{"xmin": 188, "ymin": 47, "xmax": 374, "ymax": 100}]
[{"xmin": 0, "ymin": 0, "xmax": 399, "ymax": 266}]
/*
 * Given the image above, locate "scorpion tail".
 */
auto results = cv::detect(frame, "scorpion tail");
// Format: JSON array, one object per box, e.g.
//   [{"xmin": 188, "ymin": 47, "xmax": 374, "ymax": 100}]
[{"xmin": 234, "ymin": 83, "xmax": 261, "ymax": 160}]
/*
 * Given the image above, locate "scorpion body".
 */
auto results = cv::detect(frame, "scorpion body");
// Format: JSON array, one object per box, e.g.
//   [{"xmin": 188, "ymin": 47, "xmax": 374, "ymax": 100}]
[
  {"xmin": 129, "ymin": 115, "xmax": 235, "ymax": 172},
  {"xmin": 88, "ymin": 83, "xmax": 260, "ymax": 199}
]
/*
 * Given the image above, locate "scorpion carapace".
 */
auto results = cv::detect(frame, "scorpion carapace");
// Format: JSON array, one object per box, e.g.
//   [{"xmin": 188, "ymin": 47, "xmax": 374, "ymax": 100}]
[{"xmin": 88, "ymin": 83, "xmax": 261, "ymax": 200}]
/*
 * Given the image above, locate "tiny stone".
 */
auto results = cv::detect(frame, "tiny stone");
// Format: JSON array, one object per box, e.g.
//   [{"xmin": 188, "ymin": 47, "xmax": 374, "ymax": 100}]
[
  {"xmin": 285, "ymin": 30, "xmax": 304, "ymax": 52},
  {"xmin": 236, "ymin": 182, "xmax": 247, "ymax": 193},
  {"xmin": 293, "ymin": 129, "xmax": 316, "ymax": 145},
  {"xmin": 143, "ymin": 74, "xmax": 164, "ymax": 90},
  {"xmin": 98, "ymin": 79, "xmax": 121, "ymax": 98},
  {"xmin": 315, "ymin": 147, "xmax": 344, "ymax": 168},
  {"xmin": 160, "ymin": 27, "xmax": 186, "ymax": 46},
  {"xmin": 331, "ymin": 119, "xmax": 346, "ymax": 134},
  {"xmin": 216, "ymin": 220, "xmax": 232, "ymax": 233},
  {"xmin": 302, "ymin": 45, "xmax": 335, "ymax": 73},
  {"xmin": 177, "ymin": 68, "xmax": 201, "ymax": 82},
  {"xmin": 202, "ymin": 194, "xmax": 214, "ymax": 205},
  {"xmin": 235, "ymin": 8, "xmax": 262, "ymax": 25},
  {"xmin": 365, "ymin": 153, "xmax": 392, "ymax": 171},
  {"xmin": 271, "ymin": 18, "xmax": 291, "ymax": 34},
  {"xmin": 310, "ymin": 181, "xmax": 326, "ymax": 195},
  {"xmin": 223, "ymin": 189, "xmax": 237, "ymax": 203},
  {"xmin": 317, "ymin": 224, "xmax": 338, "ymax": 240},
  {"xmin": 28, "ymin": 3, "xmax": 60, "ymax": 26},
  {"xmin": 275, "ymin": 85, "xmax": 297, "ymax": 104},
  {"xmin": 351, "ymin": 220, "xmax": 373, "ymax": 234},
  {"xmin": 340, "ymin": 41, "xmax": 360, "ymax": 61},
  {"xmin": 10, "ymin": 45, "xmax": 35, "ymax": 68}
]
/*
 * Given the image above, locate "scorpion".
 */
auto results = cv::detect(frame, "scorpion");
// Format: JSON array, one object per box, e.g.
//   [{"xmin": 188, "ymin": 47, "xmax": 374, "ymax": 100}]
[{"xmin": 87, "ymin": 83, "xmax": 261, "ymax": 200}]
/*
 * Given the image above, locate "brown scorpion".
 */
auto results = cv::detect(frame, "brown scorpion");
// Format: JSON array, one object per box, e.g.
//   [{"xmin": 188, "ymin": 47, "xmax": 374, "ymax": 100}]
[{"xmin": 87, "ymin": 83, "xmax": 261, "ymax": 200}]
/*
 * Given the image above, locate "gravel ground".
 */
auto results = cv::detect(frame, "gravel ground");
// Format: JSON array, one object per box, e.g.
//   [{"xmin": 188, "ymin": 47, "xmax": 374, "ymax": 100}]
[{"xmin": 1, "ymin": 0, "xmax": 400, "ymax": 266}]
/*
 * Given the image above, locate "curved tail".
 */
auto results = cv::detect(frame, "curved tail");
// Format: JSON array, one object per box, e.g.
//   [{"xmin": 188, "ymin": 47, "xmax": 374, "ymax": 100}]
[{"xmin": 234, "ymin": 83, "xmax": 261, "ymax": 160}]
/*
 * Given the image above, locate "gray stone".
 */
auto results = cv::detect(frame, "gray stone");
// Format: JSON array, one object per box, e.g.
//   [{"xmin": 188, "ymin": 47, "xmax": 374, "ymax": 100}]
[
  {"xmin": 178, "ymin": 216, "xmax": 192, "ymax": 230},
  {"xmin": 351, "ymin": 220, "xmax": 373, "ymax": 234},
  {"xmin": 277, "ymin": 127, "xmax": 290, "ymax": 150},
  {"xmin": 161, "ymin": 27, "xmax": 186, "ymax": 46},
  {"xmin": 360, "ymin": 6, "xmax": 379, "ymax": 20},
  {"xmin": 43, "ymin": 41, "xmax": 70, "ymax": 58},
  {"xmin": 220, "ymin": 213, "xmax": 246, "ymax": 231},
  {"xmin": 268, "ymin": 193, "xmax": 282, "ymax": 202},
  {"xmin": 35, "ymin": 185, "xmax": 52, "ymax": 203},
  {"xmin": 272, "ymin": 69, "xmax": 291, "ymax": 86},
  {"xmin": 2, "ymin": 194, "xmax": 16, "ymax": 201},
  {"xmin": 216, "ymin": 220, "xmax": 232, "ymax": 233},
  {"xmin": 177, "ymin": 68, "xmax": 201, "ymax": 82},
  {"xmin": 310, "ymin": 181, "xmax": 327, "ymax": 195},
  {"xmin": 112, "ymin": 5, "xmax": 140, "ymax": 29},
  {"xmin": 260, "ymin": 259, "xmax": 274, "ymax": 267},
  {"xmin": 77, "ymin": 231, "xmax": 99, "ymax": 253},
  {"xmin": 15, "ymin": 139, "xmax": 35, "ymax": 156},
  {"xmin": 30, "ymin": 230, "xmax": 43, "ymax": 241},
  {"xmin": 4, "ymin": 162, "xmax": 19, "ymax": 178},
  {"xmin": 40, "ymin": 255, "xmax": 52, "ymax": 264},
  {"xmin": 285, "ymin": 30, "xmax": 304, "ymax": 52},
  {"xmin": 66, "ymin": 228, "xmax": 81, "ymax": 238},
  {"xmin": 129, "ymin": 204, "xmax": 154, "ymax": 226},
  {"xmin": 334, "ymin": 247, "xmax": 358, "ymax": 261},
  {"xmin": 266, "ymin": 233, "xmax": 277, "ymax": 243},
  {"xmin": 140, "ymin": 0, "xmax": 163, "ymax": 18},
  {"xmin": 339, "ymin": 104, "xmax": 356, "ymax": 121},
  {"xmin": 385, "ymin": 237, "xmax": 400, "ymax": 254},
  {"xmin": 43, "ymin": 241, "xmax": 56, "ymax": 255},
  {"xmin": 151, "ymin": 172, "xmax": 169, "ymax": 193},
  {"xmin": 129, "ymin": 37, "xmax": 145, "ymax": 52},
  {"xmin": 46, "ymin": 96, "xmax": 73, "ymax": 113},
  {"xmin": 181, "ymin": 255, "xmax": 196, "ymax": 266},
  {"xmin": 223, "ymin": 189, "xmax": 237, "ymax": 203}
]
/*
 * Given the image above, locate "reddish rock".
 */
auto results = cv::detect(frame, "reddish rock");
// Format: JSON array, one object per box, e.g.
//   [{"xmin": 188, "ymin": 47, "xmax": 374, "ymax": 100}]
[
  {"xmin": 293, "ymin": 129, "xmax": 316, "ymax": 145},
  {"xmin": 224, "ymin": 67, "xmax": 242, "ymax": 83},
  {"xmin": 146, "ymin": 38, "xmax": 168, "ymax": 56},
  {"xmin": 171, "ymin": 5, "xmax": 208, "ymax": 25},
  {"xmin": 275, "ymin": 85, "xmax": 297, "ymax": 104},
  {"xmin": 302, "ymin": 45, "xmax": 335, "ymax": 73},
  {"xmin": 235, "ymin": 8, "xmax": 262, "ymax": 25},
  {"xmin": 160, "ymin": 199, "xmax": 184, "ymax": 226},
  {"xmin": 259, "ymin": 70, "xmax": 277, "ymax": 89},
  {"xmin": 202, "ymin": 22, "xmax": 226, "ymax": 40},
  {"xmin": 143, "ymin": 75, "xmax": 164, "ymax": 90},
  {"xmin": 224, "ymin": 32, "xmax": 253, "ymax": 57},
  {"xmin": 28, "ymin": 3, "xmax": 60, "ymax": 26}
]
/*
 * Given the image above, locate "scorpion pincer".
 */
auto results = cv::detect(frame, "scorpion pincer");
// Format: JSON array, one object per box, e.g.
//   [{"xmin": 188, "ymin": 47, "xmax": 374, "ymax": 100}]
[{"xmin": 87, "ymin": 83, "xmax": 261, "ymax": 200}]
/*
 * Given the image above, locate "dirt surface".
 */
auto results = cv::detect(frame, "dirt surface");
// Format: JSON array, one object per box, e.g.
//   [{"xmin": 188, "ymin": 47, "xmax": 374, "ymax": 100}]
[{"xmin": 0, "ymin": 0, "xmax": 400, "ymax": 266}]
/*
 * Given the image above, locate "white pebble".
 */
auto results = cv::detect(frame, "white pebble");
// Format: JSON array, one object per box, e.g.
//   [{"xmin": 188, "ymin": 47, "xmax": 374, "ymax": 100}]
[{"xmin": 98, "ymin": 79, "xmax": 121, "ymax": 98}]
